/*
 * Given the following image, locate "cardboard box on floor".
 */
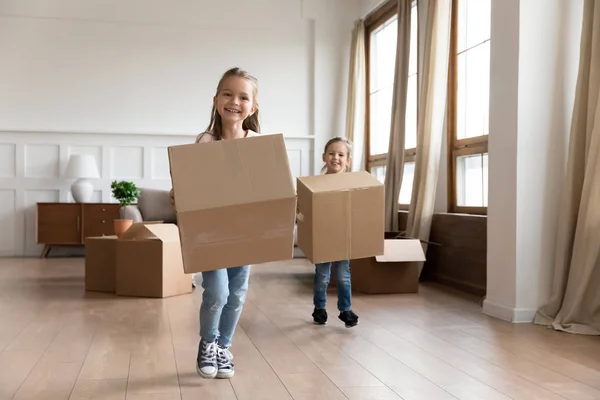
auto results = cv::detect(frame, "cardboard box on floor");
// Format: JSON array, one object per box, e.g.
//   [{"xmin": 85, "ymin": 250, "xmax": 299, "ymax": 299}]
[
  {"xmin": 350, "ymin": 238, "xmax": 426, "ymax": 294},
  {"xmin": 85, "ymin": 235, "xmax": 118, "ymax": 292},
  {"xmin": 296, "ymin": 170, "xmax": 385, "ymax": 264},
  {"xmin": 168, "ymin": 133, "xmax": 297, "ymax": 273},
  {"xmin": 116, "ymin": 222, "xmax": 192, "ymax": 298}
]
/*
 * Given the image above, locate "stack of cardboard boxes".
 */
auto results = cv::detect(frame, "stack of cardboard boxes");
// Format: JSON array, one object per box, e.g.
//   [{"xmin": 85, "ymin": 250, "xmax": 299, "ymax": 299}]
[
  {"xmin": 85, "ymin": 222, "xmax": 192, "ymax": 297},
  {"xmin": 296, "ymin": 170, "xmax": 426, "ymax": 294},
  {"xmin": 84, "ymin": 134, "xmax": 425, "ymax": 297}
]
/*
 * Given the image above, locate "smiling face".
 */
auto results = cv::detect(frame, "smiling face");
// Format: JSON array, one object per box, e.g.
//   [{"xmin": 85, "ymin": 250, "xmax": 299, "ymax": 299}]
[
  {"xmin": 214, "ymin": 76, "xmax": 257, "ymax": 125},
  {"xmin": 322, "ymin": 141, "xmax": 351, "ymax": 174}
]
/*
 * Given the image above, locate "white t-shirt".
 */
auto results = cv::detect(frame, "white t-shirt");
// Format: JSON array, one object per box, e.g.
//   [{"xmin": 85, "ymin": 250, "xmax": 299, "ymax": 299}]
[{"xmin": 195, "ymin": 130, "xmax": 260, "ymax": 143}]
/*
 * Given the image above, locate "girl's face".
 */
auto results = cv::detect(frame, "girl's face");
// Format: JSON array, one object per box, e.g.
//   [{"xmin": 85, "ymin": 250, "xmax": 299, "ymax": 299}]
[
  {"xmin": 214, "ymin": 76, "xmax": 257, "ymax": 125},
  {"xmin": 322, "ymin": 141, "xmax": 351, "ymax": 174}
]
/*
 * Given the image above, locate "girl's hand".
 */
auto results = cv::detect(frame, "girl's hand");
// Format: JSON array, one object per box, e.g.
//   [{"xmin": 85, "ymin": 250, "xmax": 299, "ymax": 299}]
[{"xmin": 169, "ymin": 188, "xmax": 175, "ymax": 206}]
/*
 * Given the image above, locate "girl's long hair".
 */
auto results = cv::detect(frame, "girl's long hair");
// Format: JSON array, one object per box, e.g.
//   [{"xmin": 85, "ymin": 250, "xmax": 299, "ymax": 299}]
[{"xmin": 203, "ymin": 67, "xmax": 260, "ymax": 141}]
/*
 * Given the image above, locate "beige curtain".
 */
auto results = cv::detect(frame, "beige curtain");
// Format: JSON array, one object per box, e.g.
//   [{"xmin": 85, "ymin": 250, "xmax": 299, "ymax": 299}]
[
  {"xmin": 345, "ymin": 19, "xmax": 367, "ymax": 172},
  {"xmin": 534, "ymin": 0, "xmax": 600, "ymax": 335},
  {"xmin": 384, "ymin": 0, "xmax": 412, "ymax": 232},
  {"xmin": 406, "ymin": 0, "xmax": 452, "ymax": 267}
]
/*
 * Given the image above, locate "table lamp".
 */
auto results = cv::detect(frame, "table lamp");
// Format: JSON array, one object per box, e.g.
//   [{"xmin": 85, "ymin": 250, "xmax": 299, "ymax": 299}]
[{"xmin": 64, "ymin": 154, "xmax": 100, "ymax": 203}]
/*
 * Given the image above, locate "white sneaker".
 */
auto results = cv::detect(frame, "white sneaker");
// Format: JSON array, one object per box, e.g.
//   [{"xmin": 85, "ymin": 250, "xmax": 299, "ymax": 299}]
[
  {"xmin": 216, "ymin": 345, "xmax": 235, "ymax": 379},
  {"xmin": 196, "ymin": 339, "xmax": 217, "ymax": 379}
]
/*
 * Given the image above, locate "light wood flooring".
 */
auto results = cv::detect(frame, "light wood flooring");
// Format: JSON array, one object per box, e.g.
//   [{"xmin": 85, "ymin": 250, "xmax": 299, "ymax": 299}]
[{"xmin": 1, "ymin": 257, "xmax": 600, "ymax": 400}]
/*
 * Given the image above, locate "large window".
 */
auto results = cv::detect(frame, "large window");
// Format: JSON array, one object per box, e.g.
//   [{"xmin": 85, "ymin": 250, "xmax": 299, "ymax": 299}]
[
  {"xmin": 447, "ymin": 0, "xmax": 491, "ymax": 213},
  {"xmin": 365, "ymin": 0, "xmax": 418, "ymax": 209}
]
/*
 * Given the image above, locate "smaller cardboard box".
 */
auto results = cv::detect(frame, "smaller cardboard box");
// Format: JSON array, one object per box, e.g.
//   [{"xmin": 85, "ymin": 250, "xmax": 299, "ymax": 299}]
[
  {"xmin": 350, "ymin": 239, "xmax": 426, "ymax": 294},
  {"xmin": 296, "ymin": 170, "xmax": 385, "ymax": 264},
  {"xmin": 168, "ymin": 134, "xmax": 297, "ymax": 273},
  {"xmin": 116, "ymin": 222, "xmax": 192, "ymax": 298},
  {"xmin": 85, "ymin": 235, "xmax": 118, "ymax": 292}
]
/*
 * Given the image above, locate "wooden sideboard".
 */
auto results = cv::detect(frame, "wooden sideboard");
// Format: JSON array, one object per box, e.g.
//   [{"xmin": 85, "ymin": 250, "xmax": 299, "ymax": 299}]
[{"xmin": 36, "ymin": 202, "xmax": 121, "ymax": 258}]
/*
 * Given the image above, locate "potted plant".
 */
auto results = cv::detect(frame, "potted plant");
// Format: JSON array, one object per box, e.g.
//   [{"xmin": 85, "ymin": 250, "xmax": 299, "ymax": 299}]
[{"xmin": 110, "ymin": 180, "xmax": 140, "ymax": 237}]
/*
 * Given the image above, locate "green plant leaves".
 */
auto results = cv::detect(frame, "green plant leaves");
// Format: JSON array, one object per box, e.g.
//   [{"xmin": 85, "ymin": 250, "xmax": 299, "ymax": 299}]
[{"xmin": 111, "ymin": 180, "xmax": 140, "ymax": 207}]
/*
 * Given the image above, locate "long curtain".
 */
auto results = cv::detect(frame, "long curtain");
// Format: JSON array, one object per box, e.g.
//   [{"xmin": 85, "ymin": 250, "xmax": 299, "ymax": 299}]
[
  {"xmin": 534, "ymin": 0, "xmax": 600, "ymax": 335},
  {"xmin": 345, "ymin": 19, "xmax": 367, "ymax": 172},
  {"xmin": 384, "ymin": 0, "xmax": 412, "ymax": 232},
  {"xmin": 405, "ymin": 0, "xmax": 451, "ymax": 274}
]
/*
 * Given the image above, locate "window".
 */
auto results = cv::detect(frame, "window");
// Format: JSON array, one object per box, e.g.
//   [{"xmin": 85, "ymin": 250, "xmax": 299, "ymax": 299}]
[
  {"xmin": 447, "ymin": 0, "xmax": 491, "ymax": 214},
  {"xmin": 365, "ymin": 0, "xmax": 418, "ymax": 210}
]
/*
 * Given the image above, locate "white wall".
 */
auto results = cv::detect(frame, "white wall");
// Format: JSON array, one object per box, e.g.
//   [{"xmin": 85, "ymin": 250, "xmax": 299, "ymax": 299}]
[
  {"xmin": 485, "ymin": 0, "xmax": 584, "ymax": 322},
  {"xmin": 360, "ymin": 0, "xmax": 385, "ymax": 16},
  {"xmin": 0, "ymin": 0, "xmax": 361, "ymax": 256},
  {"xmin": 516, "ymin": 0, "xmax": 583, "ymax": 313}
]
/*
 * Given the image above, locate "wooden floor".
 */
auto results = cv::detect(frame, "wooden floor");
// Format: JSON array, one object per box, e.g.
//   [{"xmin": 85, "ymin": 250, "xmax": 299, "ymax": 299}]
[{"xmin": 1, "ymin": 258, "xmax": 600, "ymax": 400}]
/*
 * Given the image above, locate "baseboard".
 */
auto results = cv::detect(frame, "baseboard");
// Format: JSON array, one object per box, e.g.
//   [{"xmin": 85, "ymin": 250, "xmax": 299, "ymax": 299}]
[
  {"xmin": 482, "ymin": 299, "xmax": 537, "ymax": 323},
  {"xmin": 512, "ymin": 307, "xmax": 538, "ymax": 323}
]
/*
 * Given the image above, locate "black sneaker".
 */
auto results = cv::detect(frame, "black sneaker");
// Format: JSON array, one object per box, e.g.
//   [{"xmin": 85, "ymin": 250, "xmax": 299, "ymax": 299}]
[
  {"xmin": 216, "ymin": 345, "xmax": 235, "ymax": 379},
  {"xmin": 312, "ymin": 308, "xmax": 328, "ymax": 324},
  {"xmin": 339, "ymin": 310, "xmax": 359, "ymax": 328},
  {"xmin": 196, "ymin": 339, "xmax": 218, "ymax": 378}
]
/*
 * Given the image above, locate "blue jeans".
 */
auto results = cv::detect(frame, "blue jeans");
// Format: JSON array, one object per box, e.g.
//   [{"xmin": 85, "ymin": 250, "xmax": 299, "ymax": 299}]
[
  {"xmin": 313, "ymin": 260, "xmax": 352, "ymax": 312},
  {"xmin": 199, "ymin": 265, "xmax": 250, "ymax": 348}
]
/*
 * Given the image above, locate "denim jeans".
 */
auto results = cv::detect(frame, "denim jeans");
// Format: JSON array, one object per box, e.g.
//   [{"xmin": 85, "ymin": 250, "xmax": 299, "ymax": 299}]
[
  {"xmin": 199, "ymin": 265, "xmax": 250, "ymax": 348},
  {"xmin": 313, "ymin": 260, "xmax": 352, "ymax": 312}
]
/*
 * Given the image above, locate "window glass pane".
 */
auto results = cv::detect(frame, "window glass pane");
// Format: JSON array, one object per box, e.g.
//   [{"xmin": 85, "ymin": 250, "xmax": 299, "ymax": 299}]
[
  {"xmin": 369, "ymin": 85, "xmax": 393, "ymax": 155},
  {"xmin": 405, "ymin": 4, "xmax": 418, "ymax": 150},
  {"xmin": 482, "ymin": 153, "xmax": 488, "ymax": 207},
  {"xmin": 370, "ymin": 17, "xmax": 397, "ymax": 93},
  {"xmin": 405, "ymin": 74, "xmax": 418, "ymax": 149},
  {"xmin": 408, "ymin": 4, "xmax": 418, "ymax": 76},
  {"xmin": 399, "ymin": 162, "xmax": 415, "ymax": 205},
  {"xmin": 369, "ymin": 162, "xmax": 414, "ymax": 205},
  {"xmin": 369, "ymin": 15, "xmax": 397, "ymax": 157},
  {"xmin": 456, "ymin": 153, "xmax": 487, "ymax": 207},
  {"xmin": 370, "ymin": 165, "xmax": 386, "ymax": 184},
  {"xmin": 457, "ymin": 41, "xmax": 490, "ymax": 139},
  {"xmin": 457, "ymin": 0, "xmax": 491, "ymax": 53},
  {"xmin": 369, "ymin": 7, "xmax": 418, "ymax": 156}
]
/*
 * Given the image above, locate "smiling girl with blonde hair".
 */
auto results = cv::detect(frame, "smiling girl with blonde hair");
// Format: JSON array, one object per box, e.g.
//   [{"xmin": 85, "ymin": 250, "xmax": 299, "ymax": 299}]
[{"xmin": 170, "ymin": 67, "xmax": 260, "ymax": 379}]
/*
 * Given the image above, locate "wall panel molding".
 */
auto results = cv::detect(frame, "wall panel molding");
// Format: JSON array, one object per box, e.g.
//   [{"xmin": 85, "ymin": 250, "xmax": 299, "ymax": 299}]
[{"xmin": 0, "ymin": 130, "xmax": 315, "ymax": 256}]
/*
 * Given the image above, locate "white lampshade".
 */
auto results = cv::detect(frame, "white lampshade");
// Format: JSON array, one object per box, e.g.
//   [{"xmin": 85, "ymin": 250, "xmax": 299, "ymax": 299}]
[
  {"xmin": 65, "ymin": 154, "xmax": 100, "ymax": 178},
  {"xmin": 65, "ymin": 154, "xmax": 100, "ymax": 203}
]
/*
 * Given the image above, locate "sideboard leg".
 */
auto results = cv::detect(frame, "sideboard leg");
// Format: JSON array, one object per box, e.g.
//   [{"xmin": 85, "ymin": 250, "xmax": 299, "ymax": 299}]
[{"xmin": 40, "ymin": 245, "xmax": 51, "ymax": 258}]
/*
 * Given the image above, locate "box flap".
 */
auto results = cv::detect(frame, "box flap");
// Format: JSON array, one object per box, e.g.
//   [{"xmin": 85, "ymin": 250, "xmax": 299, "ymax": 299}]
[
  {"xmin": 144, "ymin": 223, "xmax": 180, "ymax": 243},
  {"xmin": 118, "ymin": 222, "xmax": 168, "ymax": 241},
  {"xmin": 297, "ymin": 171, "xmax": 383, "ymax": 193},
  {"xmin": 168, "ymin": 134, "xmax": 296, "ymax": 213},
  {"xmin": 375, "ymin": 239, "xmax": 426, "ymax": 262}
]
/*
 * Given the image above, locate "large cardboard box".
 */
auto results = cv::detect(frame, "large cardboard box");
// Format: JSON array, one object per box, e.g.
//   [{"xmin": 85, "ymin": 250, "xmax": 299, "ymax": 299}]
[
  {"xmin": 350, "ymin": 239, "xmax": 426, "ymax": 294},
  {"xmin": 168, "ymin": 134, "xmax": 297, "ymax": 273},
  {"xmin": 84, "ymin": 235, "xmax": 118, "ymax": 292},
  {"xmin": 296, "ymin": 171, "xmax": 385, "ymax": 264},
  {"xmin": 116, "ymin": 222, "xmax": 192, "ymax": 298}
]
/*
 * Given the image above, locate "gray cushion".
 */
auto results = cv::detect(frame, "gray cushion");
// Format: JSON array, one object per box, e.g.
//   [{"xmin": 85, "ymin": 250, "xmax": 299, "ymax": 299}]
[{"xmin": 137, "ymin": 188, "xmax": 177, "ymax": 223}]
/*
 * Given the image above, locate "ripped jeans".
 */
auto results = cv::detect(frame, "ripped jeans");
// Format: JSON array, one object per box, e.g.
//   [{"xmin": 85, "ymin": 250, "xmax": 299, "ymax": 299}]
[
  {"xmin": 199, "ymin": 265, "xmax": 250, "ymax": 349},
  {"xmin": 313, "ymin": 260, "xmax": 352, "ymax": 312}
]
